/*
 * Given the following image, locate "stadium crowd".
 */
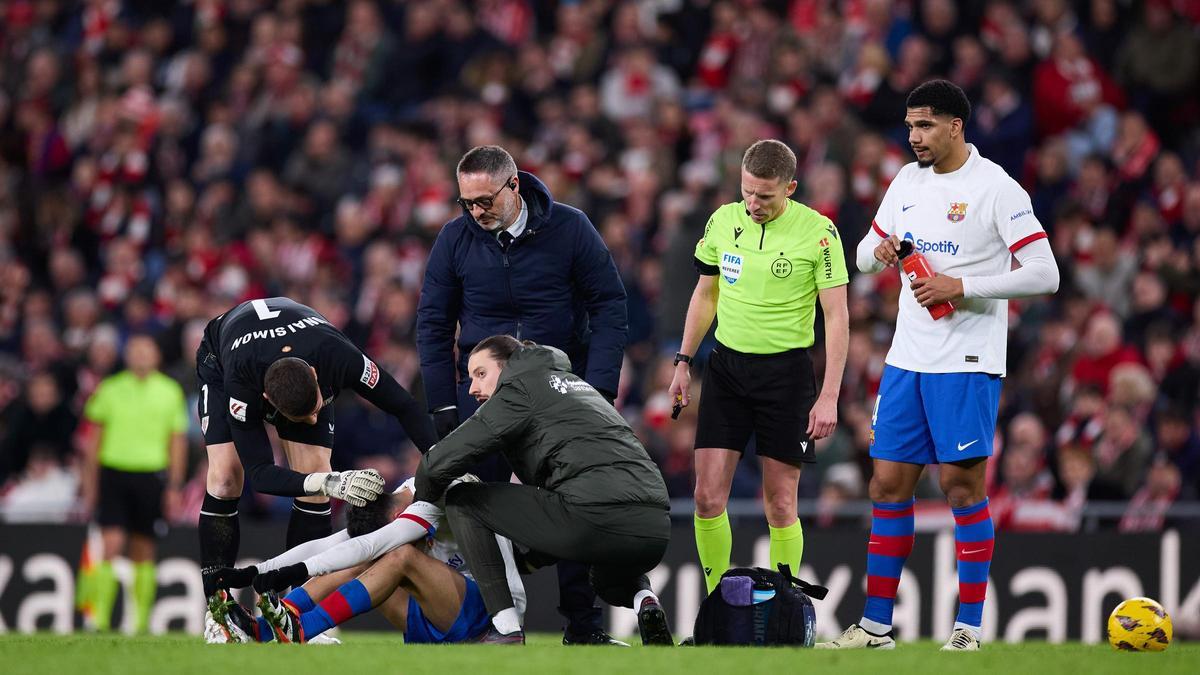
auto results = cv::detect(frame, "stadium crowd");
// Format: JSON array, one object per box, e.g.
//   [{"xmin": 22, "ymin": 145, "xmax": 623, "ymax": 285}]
[{"xmin": 0, "ymin": 0, "xmax": 1198, "ymax": 533}]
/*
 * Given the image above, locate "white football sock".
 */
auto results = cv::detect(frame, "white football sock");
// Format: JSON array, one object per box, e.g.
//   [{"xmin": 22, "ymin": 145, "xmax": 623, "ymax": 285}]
[
  {"xmin": 492, "ymin": 607, "xmax": 521, "ymax": 635},
  {"xmin": 952, "ymin": 622, "xmax": 981, "ymax": 639},
  {"xmin": 859, "ymin": 617, "xmax": 891, "ymax": 636},
  {"xmin": 634, "ymin": 590, "xmax": 658, "ymax": 610}
]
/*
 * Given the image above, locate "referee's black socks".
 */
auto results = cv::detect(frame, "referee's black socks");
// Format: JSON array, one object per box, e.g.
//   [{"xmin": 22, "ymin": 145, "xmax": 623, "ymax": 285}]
[
  {"xmin": 199, "ymin": 492, "xmax": 240, "ymax": 596},
  {"xmin": 287, "ymin": 499, "xmax": 333, "ymax": 550}
]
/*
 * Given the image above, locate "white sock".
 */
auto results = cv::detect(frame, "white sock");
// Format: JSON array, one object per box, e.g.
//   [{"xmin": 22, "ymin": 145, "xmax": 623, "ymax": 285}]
[
  {"xmin": 859, "ymin": 617, "xmax": 891, "ymax": 636},
  {"xmin": 492, "ymin": 607, "xmax": 521, "ymax": 635},
  {"xmin": 634, "ymin": 590, "xmax": 658, "ymax": 611},
  {"xmin": 952, "ymin": 622, "xmax": 981, "ymax": 639}
]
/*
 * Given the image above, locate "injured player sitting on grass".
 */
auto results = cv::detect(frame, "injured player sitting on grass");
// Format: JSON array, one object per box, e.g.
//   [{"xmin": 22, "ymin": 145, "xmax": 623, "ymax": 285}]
[{"xmin": 205, "ymin": 475, "xmax": 526, "ymax": 644}]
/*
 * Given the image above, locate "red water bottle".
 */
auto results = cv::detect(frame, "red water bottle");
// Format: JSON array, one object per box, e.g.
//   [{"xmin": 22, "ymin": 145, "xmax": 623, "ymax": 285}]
[{"xmin": 898, "ymin": 240, "xmax": 955, "ymax": 320}]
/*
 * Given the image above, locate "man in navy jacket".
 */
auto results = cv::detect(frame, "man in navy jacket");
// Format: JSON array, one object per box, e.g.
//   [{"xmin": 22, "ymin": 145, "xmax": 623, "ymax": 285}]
[{"xmin": 417, "ymin": 145, "xmax": 629, "ymax": 645}]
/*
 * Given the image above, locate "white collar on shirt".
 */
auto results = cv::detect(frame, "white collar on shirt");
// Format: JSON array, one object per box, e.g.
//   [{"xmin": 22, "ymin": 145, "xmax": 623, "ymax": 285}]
[{"xmin": 499, "ymin": 197, "xmax": 528, "ymax": 240}]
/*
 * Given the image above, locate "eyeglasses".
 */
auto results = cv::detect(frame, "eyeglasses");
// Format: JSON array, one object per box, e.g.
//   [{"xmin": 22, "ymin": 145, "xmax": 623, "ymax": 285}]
[{"xmin": 456, "ymin": 176, "xmax": 516, "ymax": 212}]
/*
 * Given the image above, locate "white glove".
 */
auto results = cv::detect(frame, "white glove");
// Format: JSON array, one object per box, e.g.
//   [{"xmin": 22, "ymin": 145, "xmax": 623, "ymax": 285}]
[{"xmin": 303, "ymin": 469, "xmax": 385, "ymax": 507}]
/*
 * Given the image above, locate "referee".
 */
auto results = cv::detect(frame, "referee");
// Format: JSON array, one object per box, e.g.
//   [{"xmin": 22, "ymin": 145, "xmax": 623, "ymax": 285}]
[
  {"xmin": 81, "ymin": 334, "xmax": 188, "ymax": 633},
  {"xmin": 668, "ymin": 139, "xmax": 849, "ymax": 595}
]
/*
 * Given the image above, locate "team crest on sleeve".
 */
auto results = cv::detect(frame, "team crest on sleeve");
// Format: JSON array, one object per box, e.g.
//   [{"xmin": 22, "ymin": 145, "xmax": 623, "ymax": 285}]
[
  {"xmin": 721, "ymin": 252, "xmax": 743, "ymax": 284},
  {"xmin": 361, "ymin": 355, "xmax": 380, "ymax": 389},
  {"xmin": 229, "ymin": 397, "xmax": 247, "ymax": 422},
  {"xmin": 947, "ymin": 202, "xmax": 968, "ymax": 222}
]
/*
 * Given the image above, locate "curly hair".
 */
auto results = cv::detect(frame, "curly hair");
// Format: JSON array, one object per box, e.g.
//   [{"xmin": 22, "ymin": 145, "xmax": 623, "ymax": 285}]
[{"xmin": 906, "ymin": 79, "xmax": 971, "ymax": 123}]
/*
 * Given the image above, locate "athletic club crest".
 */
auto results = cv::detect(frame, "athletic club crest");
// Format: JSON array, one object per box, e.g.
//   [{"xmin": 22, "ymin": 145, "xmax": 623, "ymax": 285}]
[{"xmin": 947, "ymin": 202, "xmax": 968, "ymax": 222}]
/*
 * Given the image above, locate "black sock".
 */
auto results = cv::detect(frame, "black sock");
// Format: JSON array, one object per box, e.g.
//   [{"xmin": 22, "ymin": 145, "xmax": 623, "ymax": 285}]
[
  {"xmin": 199, "ymin": 492, "xmax": 240, "ymax": 596},
  {"xmin": 286, "ymin": 499, "xmax": 332, "ymax": 549}
]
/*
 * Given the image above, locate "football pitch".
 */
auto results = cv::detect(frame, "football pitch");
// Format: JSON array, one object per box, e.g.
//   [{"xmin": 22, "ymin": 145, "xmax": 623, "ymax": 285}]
[{"xmin": 1, "ymin": 633, "xmax": 1197, "ymax": 674}]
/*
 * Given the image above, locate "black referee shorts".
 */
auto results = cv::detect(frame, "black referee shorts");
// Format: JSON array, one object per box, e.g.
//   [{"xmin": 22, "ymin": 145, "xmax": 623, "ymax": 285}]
[
  {"xmin": 97, "ymin": 467, "xmax": 164, "ymax": 536},
  {"xmin": 694, "ymin": 342, "xmax": 817, "ymax": 465},
  {"xmin": 196, "ymin": 318, "xmax": 334, "ymax": 449}
]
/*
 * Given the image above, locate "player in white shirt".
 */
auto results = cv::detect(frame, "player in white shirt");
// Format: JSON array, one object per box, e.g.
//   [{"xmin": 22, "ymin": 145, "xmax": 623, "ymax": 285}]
[
  {"xmin": 818, "ymin": 80, "xmax": 1059, "ymax": 653},
  {"xmin": 206, "ymin": 476, "xmax": 527, "ymax": 645}
]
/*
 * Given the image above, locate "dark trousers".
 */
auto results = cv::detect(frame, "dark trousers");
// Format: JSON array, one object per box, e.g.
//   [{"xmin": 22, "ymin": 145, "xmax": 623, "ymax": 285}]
[
  {"xmin": 464, "ymin": 451, "xmax": 604, "ymax": 633},
  {"xmin": 444, "ymin": 482, "xmax": 670, "ymax": 618}
]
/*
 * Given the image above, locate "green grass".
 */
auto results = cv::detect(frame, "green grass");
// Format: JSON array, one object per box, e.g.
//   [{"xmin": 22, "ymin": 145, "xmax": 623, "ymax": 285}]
[{"xmin": 0, "ymin": 633, "xmax": 1196, "ymax": 675}]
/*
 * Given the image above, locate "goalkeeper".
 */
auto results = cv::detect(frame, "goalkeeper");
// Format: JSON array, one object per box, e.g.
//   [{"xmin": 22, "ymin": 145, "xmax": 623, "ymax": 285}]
[
  {"xmin": 195, "ymin": 297, "xmax": 437, "ymax": 600},
  {"xmin": 206, "ymin": 476, "xmax": 527, "ymax": 644}
]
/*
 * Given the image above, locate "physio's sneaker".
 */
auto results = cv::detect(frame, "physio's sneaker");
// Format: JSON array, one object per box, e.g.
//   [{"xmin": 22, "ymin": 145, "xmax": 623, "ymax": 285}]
[
  {"xmin": 637, "ymin": 597, "xmax": 674, "ymax": 646},
  {"xmin": 940, "ymin": 628, "xmax": 980, "ymax": 651},
  {"xmin": 815, "ymin": 624, "xmax": 896, "ymax": 650},
  {"xmin": 475, "ymin": 626, "xmax": 526, "ymax": 645},
  {"xmin": 207, "ymin": 590, "xmax": 256, "ymax": 643},
  {"xmin": 562, "ymin": 628, "xmax": 630, "ymax": 646},
  {"xmin": 258, "ymin": 593, "xmax": 304, "ymax": 643}
]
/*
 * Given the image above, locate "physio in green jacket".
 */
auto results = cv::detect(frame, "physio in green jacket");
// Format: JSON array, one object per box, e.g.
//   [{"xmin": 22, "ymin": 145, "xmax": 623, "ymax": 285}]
[{"xmin": 414, "ymin": 336, "xmax": 674, "ymax": 646}]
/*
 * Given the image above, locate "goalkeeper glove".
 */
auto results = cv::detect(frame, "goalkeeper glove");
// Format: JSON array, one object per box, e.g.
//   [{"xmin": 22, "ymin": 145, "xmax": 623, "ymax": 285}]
[
  {"xmin": 303, "ymin": 469, "xmax": 385, "ymax": 507},
  {"xmin": 254, "ymin": 563, "xmax": 309, "ymax": 594},
  {"xmin": 212, "ymin": 565, "xmax": 258, "ymax": 590}
]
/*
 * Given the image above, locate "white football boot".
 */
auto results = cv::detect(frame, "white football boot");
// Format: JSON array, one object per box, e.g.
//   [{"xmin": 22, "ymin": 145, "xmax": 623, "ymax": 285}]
[{"xmin": 815, "ymin": 624, "xmax": 896, "ymax": 650}]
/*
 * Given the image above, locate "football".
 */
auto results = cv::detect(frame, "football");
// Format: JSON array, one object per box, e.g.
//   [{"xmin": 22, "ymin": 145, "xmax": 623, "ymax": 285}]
[{"xmin": 1107, "ymin": 597, "xmax": 1173, "ymax": 652}]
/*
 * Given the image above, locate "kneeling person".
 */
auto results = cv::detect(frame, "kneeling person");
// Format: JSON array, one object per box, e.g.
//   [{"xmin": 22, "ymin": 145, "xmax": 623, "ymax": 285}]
[
  {"xmin": 208, "ymin": 477, "xmax": 525, "ymax": 644},
  {"xmin": 415, "ymin": 336, "xmax": 674, "ymax": 645}
]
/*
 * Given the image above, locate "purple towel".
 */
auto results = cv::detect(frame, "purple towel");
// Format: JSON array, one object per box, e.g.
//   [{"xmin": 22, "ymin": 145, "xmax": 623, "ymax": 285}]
[{"xmin": 720, "ymin": 575, "xmax": 753, "ymax": 606}]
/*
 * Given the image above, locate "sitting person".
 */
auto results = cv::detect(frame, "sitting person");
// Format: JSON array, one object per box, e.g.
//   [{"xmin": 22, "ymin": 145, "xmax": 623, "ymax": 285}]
[{"xmin": 206, "ymin": 475, "xmax": 526, "ymax": 644}]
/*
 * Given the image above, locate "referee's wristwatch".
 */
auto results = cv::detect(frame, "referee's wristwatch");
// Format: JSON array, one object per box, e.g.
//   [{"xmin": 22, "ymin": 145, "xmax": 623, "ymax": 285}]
[{"xmin": 673, "ymin": 352, "xmax": 693, "ymax": 368}]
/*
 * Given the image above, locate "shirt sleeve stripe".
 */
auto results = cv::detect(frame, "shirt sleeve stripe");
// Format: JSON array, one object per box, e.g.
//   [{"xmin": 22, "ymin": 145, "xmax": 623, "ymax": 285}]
[
  {"xmin": 397, "ymin": 512, "xmax": 434, "ymax": 534},
  {"xmin": 1009, "ymin": 231, "xmax": 1048, "ymax": 254},
  {"xmin": 693, "ymin": 257, "xmax": 719, "ymax": 276},
  {"xmin": 871, "ymin": 221, "xmax": 888, "ymax": 238}
]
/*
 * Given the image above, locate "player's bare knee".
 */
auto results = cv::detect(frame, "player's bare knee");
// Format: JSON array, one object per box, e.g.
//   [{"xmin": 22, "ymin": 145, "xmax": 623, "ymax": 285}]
[
  {"xmin": 206, "ymin": 474, "xmax": 242, "ymax": 500},
  {"xmin": 868, "ymin": 473, "xmax": 908, "ymax": 503},
  {"xmin": 380, "ymin": 544, "xmax": 417, "ymax": 573},
  {"xmin": 943, "ymin": 483, "xmax": 984, "ymax": 509}
]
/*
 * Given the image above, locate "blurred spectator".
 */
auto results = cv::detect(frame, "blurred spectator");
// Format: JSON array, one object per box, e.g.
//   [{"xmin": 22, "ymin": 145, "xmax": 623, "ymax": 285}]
[
  {"xmin": 1156, "ymin": 407, "xmax": 1200, "ymax": 499},
  {"xmin": 600, "ymin": 45, "xmax": 681, "ymax": 122},
  {"xmin": 1119, "ymin": 455, "xmax": 1182, "ymax": 532},
  {"xmin": 1092, "ymin": 406, "xmax": 1154, "ymax": 499},
  {"xmin": 968, "ymin": 71, "xmax": 1033, "ymax": 180},
  {"xmin": 815, "ymin": 462, "xmax": 863, "ymax": 528},
  {"xmin": 1069, "ymin": 312, "xmax": 1141, "ymax": 395},
  {"xmin": 1074, "ymin": 230, "xmax": 1137, "ymax": 316},
  {"xmin": 1032, "ymin": 30, "xmax": 1123, "ymax": 167},
  {"xmin": 1, "ymin": 444, "xmax": 79, "ymax": 523},
  {"xmin": 1115, "ymin": 0, "xmax": 1200, "ymax": 143},
  {"xmin": 0, "ymin": 0, "xmax": 1195, "ymax": 525},
  {"xmin": 0, "ymin": 371, "xmax": 78, "ymax": 485}
]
